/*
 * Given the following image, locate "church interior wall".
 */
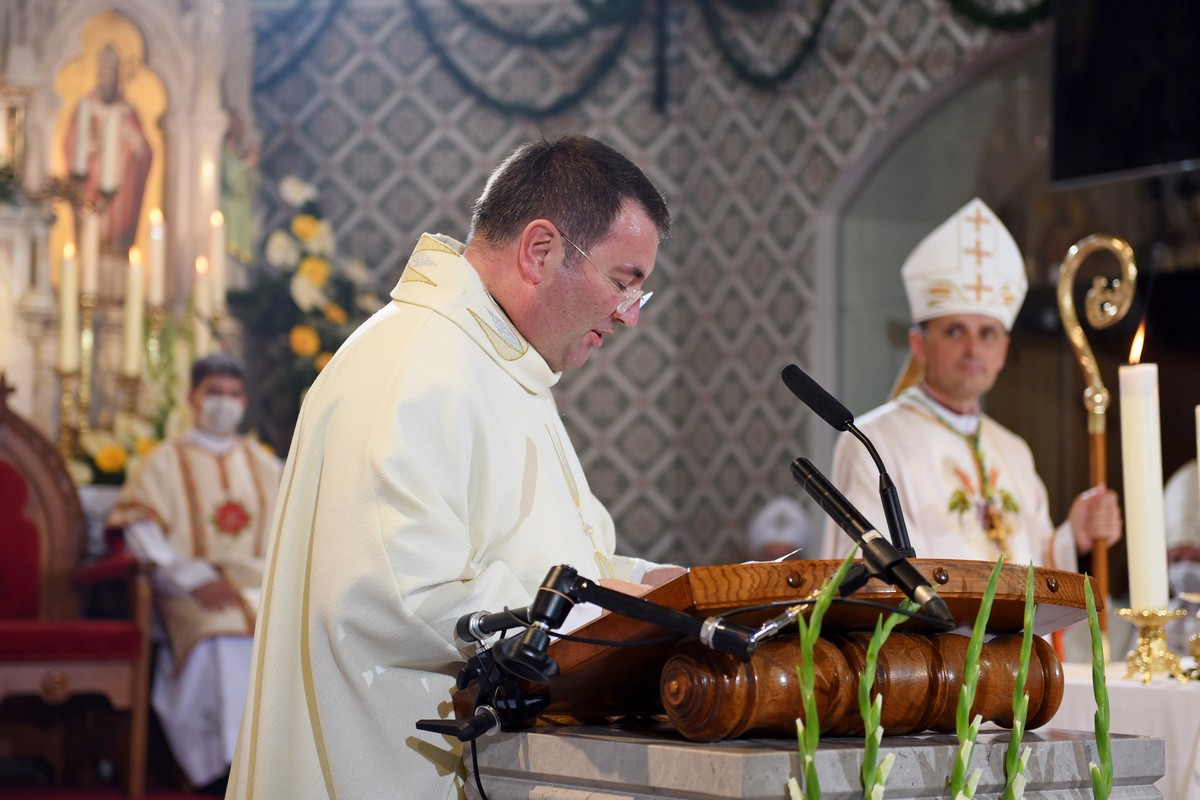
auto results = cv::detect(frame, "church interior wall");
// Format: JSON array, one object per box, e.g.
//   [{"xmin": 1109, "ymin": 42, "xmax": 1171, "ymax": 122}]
[{"xmin": 249, "ymin": 0, "xmax": 1010, "ymax": 567}]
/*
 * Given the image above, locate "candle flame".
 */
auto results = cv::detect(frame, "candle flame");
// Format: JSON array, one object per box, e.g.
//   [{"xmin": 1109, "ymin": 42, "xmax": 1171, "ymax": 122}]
[
  {"xmin": 129, "ymin": 247, "xmax": 142, "ymax": 266},
  {"xmin": 196, "ymin": 255, "xmax": 209, "ymax": 275},
  {"xmin": 1129, "ymin": 320, "xmax": 1146, "ymax": 364},
  {"xmin": 149, "ymin": 208, "xmax": 163, "ymax": 224},
  {"xmin": 211, "ymin": 210, "xmax": 224, "ymax": 226},
  {"xmin": 63, "ymin": 242, "xmax": 75, "ymax": 259}
]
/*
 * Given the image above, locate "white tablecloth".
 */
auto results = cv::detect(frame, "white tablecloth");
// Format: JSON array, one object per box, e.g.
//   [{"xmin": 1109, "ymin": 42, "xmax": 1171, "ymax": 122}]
[{"xmin": 1044, "ymin": 662, "xmax": 1200, "ymax": 800}]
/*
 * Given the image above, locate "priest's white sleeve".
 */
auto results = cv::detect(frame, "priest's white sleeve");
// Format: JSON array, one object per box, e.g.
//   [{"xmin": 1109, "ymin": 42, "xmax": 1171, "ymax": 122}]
[{"xmin": 124, "ymin": 518, "xmax": 220, "ymax": 595}]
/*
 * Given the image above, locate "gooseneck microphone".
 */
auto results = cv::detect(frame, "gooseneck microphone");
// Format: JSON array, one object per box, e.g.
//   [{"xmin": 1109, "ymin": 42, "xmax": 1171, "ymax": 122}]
[
  {"xmin": 790, "ymin": 457, "xmax": 954, "ymax": 628},
  {"xmin": 781, "ymin": 364, "xmax": 915, "ymax": 557}
]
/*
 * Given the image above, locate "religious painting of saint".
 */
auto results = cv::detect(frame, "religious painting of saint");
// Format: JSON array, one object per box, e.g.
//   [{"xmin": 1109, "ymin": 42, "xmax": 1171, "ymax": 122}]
[{"xmin": 53, "ymin": 11, "xmax": 165, "ymax": 262}]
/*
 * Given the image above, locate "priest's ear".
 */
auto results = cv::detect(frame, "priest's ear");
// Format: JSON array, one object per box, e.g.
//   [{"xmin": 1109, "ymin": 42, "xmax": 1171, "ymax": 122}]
[
  {"xmin": 907, "ymin": 325, "xmax": 929, "ymax": 370},
  {"xmin": 516, "ymin": 219, "xmax": 559, "ymax": 285}
]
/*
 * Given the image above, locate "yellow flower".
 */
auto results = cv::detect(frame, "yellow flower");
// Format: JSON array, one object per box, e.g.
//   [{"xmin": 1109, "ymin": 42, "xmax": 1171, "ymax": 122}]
[
  {"xmin": 323, "ymin": 302, "xmax": 348, "ymax": 324},
  {"xmin": 290, "ymin": 325, "xmax": 320, "ymax": 357},
  {"xmin": 315, "ymin": 351, "xmax": 334, "ymax": 372},
  {"xmin": 93, "ymin": 444, "xmax": 128, "ymax": 474},
  {"xmin": 297, "ymin": 256, "xmax": 331, "ymax": 288},
  {"xmin": 291, "ymin": 214, "xmax": 321, "ymax": 241}
]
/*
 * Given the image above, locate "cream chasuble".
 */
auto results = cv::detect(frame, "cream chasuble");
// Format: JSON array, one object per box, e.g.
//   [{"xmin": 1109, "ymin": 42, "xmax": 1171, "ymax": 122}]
[
  {"xmin": 109, "ymin": 436, "xmax": 282, "ymax": 665},
  {"xmin": 229, "ymin": 234, "xmax": 648, "ymax": 800},
  {"xmin": 820, "ymin": 387, "xmax": 1076, "ymax": 570}
]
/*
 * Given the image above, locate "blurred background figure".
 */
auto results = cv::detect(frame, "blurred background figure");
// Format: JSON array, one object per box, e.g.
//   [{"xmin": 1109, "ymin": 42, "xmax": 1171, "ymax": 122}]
[
  {"xmin": 745, "ymin": 495, "xmax": 818, "ymax": 561},
  {"xmin": 1164, "ymin": 458, "xmax": 1200, "ymax": 657}
]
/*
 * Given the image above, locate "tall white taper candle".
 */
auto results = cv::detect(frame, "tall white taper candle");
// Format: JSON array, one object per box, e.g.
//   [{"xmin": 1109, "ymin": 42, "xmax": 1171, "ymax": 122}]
[
  {"xmin": 209, "ymin": 210, "xmax": 226, "ymax": 314},
  {"xmin": 121, "ymin": 248, "xmax": 144, "ymax": 378},
  {"xmin": 58, "ymin": 244, "xmax": 80, "ymax": 373},
  {"xmin": 147, "ymin": 208, "xmax": 166, "ymax": 307}
]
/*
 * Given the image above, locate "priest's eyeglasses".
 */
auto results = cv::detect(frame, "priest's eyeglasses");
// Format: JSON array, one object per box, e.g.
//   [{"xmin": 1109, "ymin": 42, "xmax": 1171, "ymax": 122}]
[{"xmin": 560, "ymin": 231, "xmax": 653, "ymax": 314}]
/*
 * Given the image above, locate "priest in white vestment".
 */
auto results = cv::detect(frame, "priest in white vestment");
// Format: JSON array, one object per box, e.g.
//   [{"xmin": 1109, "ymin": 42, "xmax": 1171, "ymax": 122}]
[
  {"xmin": 821, "ymin": 198, "xmax": 1122, "ymax": 569},
  {"xmin": 227, "ymin": 136, "xmax": 676, "ymax": 800},
  {"xmin": 108, "ymin": 354, "xmax": 282, "ymax": 789}
]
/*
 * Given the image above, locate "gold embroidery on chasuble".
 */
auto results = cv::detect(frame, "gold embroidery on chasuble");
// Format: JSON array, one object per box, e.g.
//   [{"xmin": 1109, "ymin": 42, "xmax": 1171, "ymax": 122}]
[
  {"xmin": 908, "ymin": 396, "xmax": 1020, "ymax": 560},
  {"xmin": 468, "ymin": 308, "xmax": 527, "ymax": 361},
  {"xmin": 400, "ymin": 235, "xmax": 460, "ymax": 285},
  {"xmin": 545, "ymin": 424, "xmax": 614, "ymax": 579}
]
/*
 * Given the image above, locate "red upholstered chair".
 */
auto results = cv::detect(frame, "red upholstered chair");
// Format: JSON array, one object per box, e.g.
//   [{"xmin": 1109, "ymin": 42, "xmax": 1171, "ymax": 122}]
[{"xmin": 0, "ymin": 379, "xmax": 151, "ymax": 797}]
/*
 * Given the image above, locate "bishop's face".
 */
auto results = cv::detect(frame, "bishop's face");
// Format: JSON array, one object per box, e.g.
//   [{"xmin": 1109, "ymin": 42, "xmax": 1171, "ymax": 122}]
[
  {"xmin": 909, "ymin": 314, "xmax": 1010, "ymax": 413},
  {"xmin": 530, "ymin": 202, "xmax": 659, "ymax": 373}
]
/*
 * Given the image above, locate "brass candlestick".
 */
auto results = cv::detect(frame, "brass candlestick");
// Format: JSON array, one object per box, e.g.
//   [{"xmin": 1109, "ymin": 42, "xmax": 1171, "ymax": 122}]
[
  {"xmin": 146, "ymin": 306, "xmax": 167, "ymax": 370},
  {"xmin": 1117, "ymin": 607, "xmax": 1188, "ymax": 683},
  {"xmin": 56, "ymin": 369, "xmax": 81, "ymax": 459},
  {"xmin": 119, "ymin": 374, "xmax": 140, "ymax": 414}
]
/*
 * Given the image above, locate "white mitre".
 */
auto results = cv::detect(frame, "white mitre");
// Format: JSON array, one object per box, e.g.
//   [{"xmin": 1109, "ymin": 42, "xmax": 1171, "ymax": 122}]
[{"xmin": 901, "ymin": 197, "xmax": 1028, "ymax": 330}]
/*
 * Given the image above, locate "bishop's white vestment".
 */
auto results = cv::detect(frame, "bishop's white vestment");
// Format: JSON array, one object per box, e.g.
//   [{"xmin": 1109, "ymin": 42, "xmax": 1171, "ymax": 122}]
[
  {"xmin": 108, "ymin": 429, "xmax": 282, "ymax": 785},
  {"xmin": 228, "ymin": 234, "xmax": 655, "ymax": 800},
  {"xmin": 820, "ymin": 387, "xmax": 1077, "ymax": 570}
]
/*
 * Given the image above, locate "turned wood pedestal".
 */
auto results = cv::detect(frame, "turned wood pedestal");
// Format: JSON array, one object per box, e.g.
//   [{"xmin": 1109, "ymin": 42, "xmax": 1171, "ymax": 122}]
[{"xmin": 524, "ymin": 560, "xmax": 1097, "ymax": 741}]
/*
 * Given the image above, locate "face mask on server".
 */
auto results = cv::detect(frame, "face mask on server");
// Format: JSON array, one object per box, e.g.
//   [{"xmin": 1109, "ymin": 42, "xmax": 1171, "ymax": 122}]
[{"xmin": 199, "ymin": 395, "xmax": 245, "ymax": 436}]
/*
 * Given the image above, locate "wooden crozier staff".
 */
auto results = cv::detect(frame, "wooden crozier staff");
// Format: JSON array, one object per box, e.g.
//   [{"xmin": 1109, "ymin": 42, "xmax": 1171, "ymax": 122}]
[{"xmin": 1055, "ymin": 234, "xmax": 1138, "ymax": 646}]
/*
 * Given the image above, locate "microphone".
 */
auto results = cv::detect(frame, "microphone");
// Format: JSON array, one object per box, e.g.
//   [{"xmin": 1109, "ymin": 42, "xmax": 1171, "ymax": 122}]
[
  {"xmin": 790, "ymin": 457, "xmax": 954, "ymax": 629},
  {"xmin": 455, "ymin": 607, "xmax": 531, "ymax": 646},
  {"xmin": 781, "ymin": 364, "xmax": 915, "ymax": 557},
  {"xmin": 491, "ymin": 565, "xmax": 578, "ymax": 684}
]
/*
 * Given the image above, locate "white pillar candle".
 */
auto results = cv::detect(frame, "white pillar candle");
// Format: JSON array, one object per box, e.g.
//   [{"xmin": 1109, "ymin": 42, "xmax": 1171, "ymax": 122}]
[
  {"xmin": 121, "ymin": 248, "xmax": 144, "ymax": 378},
  {"xmin": 71, "ymin": 98, "xmax": 90, "ymax": 175},
  {"xmin": 99, "ymin": 108, "xmax": 120, "ymax": 193},
  {"xmin": 209, "ymin": 210, "xmax": 226, "ymax": 314},
  {"xmin": 1119, "ymin": 362, "xmax": 1170, "ymax": 610},
  {"xmin": 80, "ymin": 211, "xmax": 99, "ymax": 296},
  {"xmin": 58, "ymin": 244, "xmax": 80, "ymax": 373},
  {"xmin": 147, "ymin": 208, "xmax": 166, "ymax": 307},
  {"xmin": 194, "ymin": 256, "xmax": 211, "ymax": 355}
]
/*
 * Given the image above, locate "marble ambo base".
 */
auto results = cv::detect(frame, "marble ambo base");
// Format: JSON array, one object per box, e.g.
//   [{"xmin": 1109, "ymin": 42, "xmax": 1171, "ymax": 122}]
[{"xmin": 465, "ymin": 726, "xmax": 1164, "ymax": 800}]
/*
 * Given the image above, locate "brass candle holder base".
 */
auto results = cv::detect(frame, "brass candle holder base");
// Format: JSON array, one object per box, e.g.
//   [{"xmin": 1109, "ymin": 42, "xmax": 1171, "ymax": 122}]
[
  {"xmin": 56, "ymin": 369, "xmax": 81, "ymax": 459},
  {"xmin": 1117, "ymin": 607, "xmax": 1189, "ymax": 683},
  {"xmin": 119, "ymin": 374, "xmax": 140, "ymax": 414}
]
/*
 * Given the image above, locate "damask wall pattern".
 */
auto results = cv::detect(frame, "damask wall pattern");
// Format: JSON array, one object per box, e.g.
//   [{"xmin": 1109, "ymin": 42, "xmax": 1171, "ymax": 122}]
[{"xmin": 251, "ymin": 0, "xmax": 1006, "ymax": 566}]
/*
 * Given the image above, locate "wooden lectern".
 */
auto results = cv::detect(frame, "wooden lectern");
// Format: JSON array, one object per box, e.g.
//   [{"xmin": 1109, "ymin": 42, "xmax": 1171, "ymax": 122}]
[{"xmin": 519, "ymin": 560, "xmax": 1097, "ymax": 741}]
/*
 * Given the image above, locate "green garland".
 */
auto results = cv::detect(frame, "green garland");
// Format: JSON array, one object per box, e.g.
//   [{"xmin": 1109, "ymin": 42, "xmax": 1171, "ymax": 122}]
[
  {"xmin": 696, "ymin": 0, "xmax": 836, "ymax": 90},
  {"xmin": 403, "ymin": 0, "xmax": 837, "ymax": 116},
  {"xmin": 254, "ymin": 0, "xmax": 348, "ymax": 92},
  {"xmin": 407, "ymin": 0, "xmax": 642, "ymax": 118},
  {"xmin": 255, "ymin": 0, "xmax": 1047, "ymax": 118},
  {"xmin": 945, "ymin": 0, "xmax": 1050, "ymax": 32}
]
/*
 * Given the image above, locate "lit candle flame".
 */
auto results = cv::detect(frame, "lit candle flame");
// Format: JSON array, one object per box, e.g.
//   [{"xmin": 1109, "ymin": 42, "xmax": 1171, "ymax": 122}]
[
  {"xmin": 1129, "ymin": 320, "xmax": 1146, "ymax": 364},
  {"xmin": 63, "ymin": 242, "xmax": 75, "ymax": 259},
  {"xmin": 196, "ymin": 255, "xmax": 209, "ymax": 275},
  {"xmin": 149, "ymin": 208, "xmax": 163, "ymax": 225},
  {"xmin": 211, "ymin": 210, "xmax": 224, "ymax": 226},
  {"xmin": 129, "ymin": 246, "xmax": 142, "ymax": 266}
]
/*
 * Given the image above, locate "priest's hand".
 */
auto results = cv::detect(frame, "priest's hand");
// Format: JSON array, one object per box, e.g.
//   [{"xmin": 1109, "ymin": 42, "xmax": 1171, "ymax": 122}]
[
  {"xmin": 1069, "ymin": 484, "xmax": 1122, "ymax": 554},
  {"xmin": 598, "ymin": 577, "xmax": 656, "ymax": 598},
  {"xmin": 192, "ymin": 579, "xmax": 242, "ymax": 610}
]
